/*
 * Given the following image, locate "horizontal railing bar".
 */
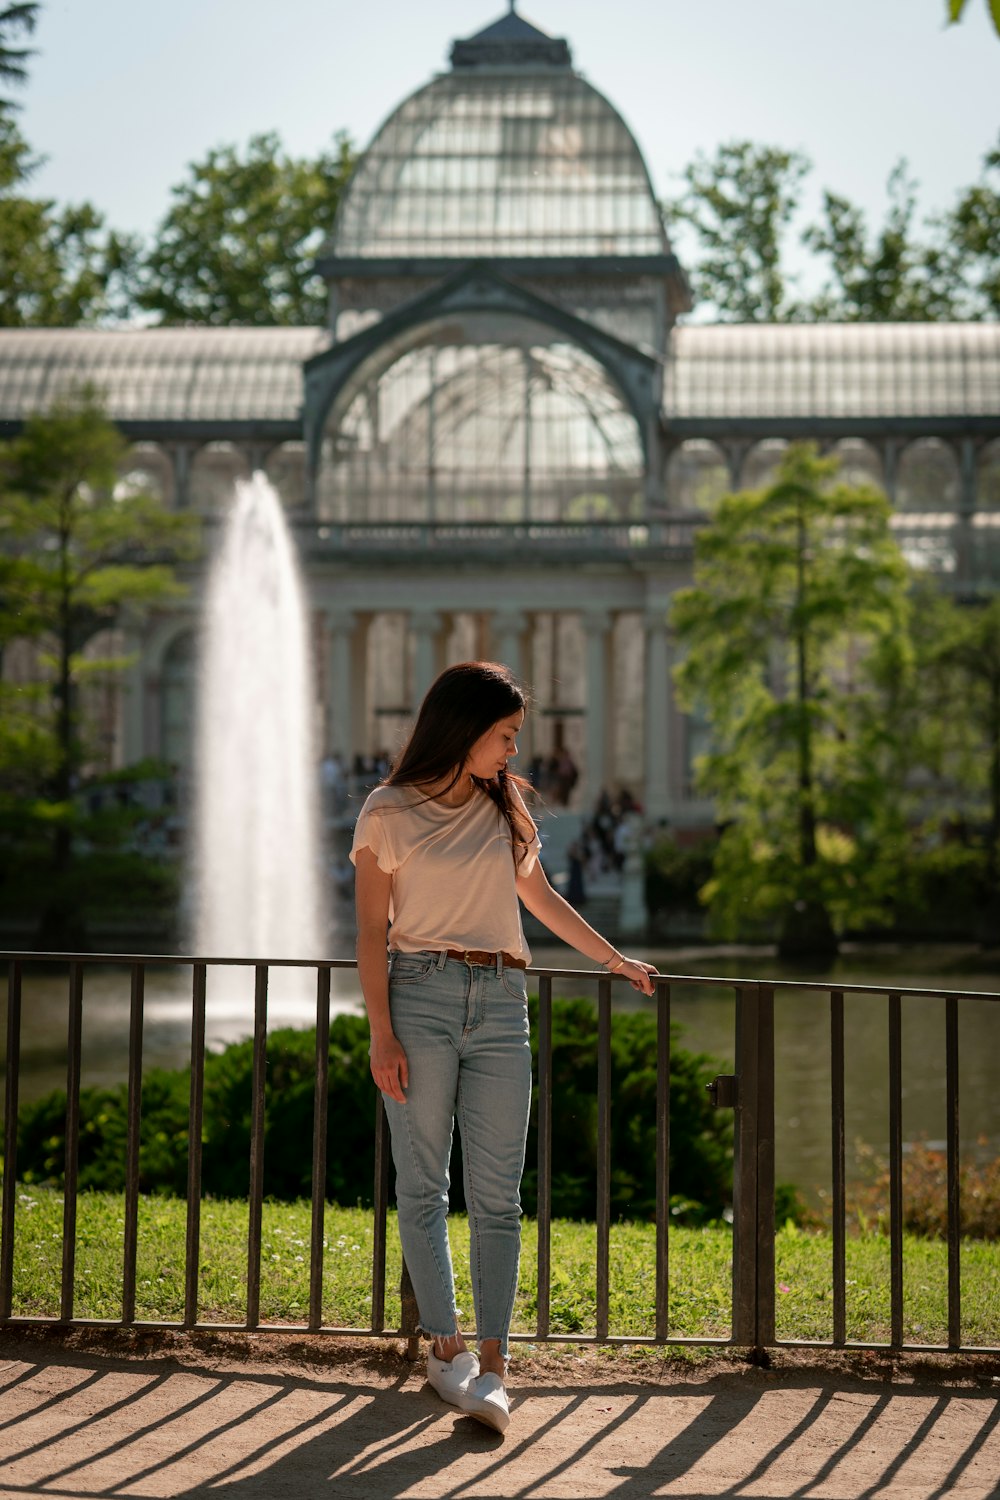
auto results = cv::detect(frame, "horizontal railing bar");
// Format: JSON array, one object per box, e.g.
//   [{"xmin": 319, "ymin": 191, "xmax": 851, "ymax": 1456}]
[
  {"xmin": 2, "ymin": 951, "xmax": 997, "ymax": 1004},
  {"xmin": 0, "ymin": 1315, "xmax": 733, "ymax": 1346},
  {"xmin": 3, "ymin": 1313, "xmax": 989, "ymax": 1355},
  {"xmin": 771, "ymin": 1338, "xmax": 999, "ymax": 1354}
]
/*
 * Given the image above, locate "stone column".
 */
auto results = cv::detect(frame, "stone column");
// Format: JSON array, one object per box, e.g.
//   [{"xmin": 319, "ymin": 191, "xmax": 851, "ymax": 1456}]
[
  {"xmin": 351, "ymin": 618, "xmax": 371, "ymax": 764},
  {"xmin": 957, "ymin": 438, "xmax": 978, "ymax": 586},
  {"xmin": 644, "ymin": 608, "xmax": 671, "ymax": 822},
  {"xmin": 120, "ymin": 628, "xmax": 146, "ymax": 764},
  {"xmin": 171, "ymin": 442, "xmax": 192, "ymax": 509},
  {"xmin": 582, "ymin": 609, "xmax": 612, "ymax": 809},
  {"xmin": 326, "ymin": 610, "xmax": 356, "ymax": 762},
  {"xmin": 410, "ymin": 610, "xmax": 445, "ymax": 704},
  {"xmin": 491, "ymin": 609, "xmax": 529, "ymax": 681},
  {"xmin": 882, "ymin": 440, "xmax": 899, "ymax": 505}
]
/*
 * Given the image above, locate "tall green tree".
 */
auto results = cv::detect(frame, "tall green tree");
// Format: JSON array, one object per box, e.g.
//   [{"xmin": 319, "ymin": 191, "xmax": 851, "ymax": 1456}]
[
  {"xmin": 933, "ymin": 137, "xmax": 1000, "ymax": 317},
  {"xmin": 0, "ymin": 2, "xmax": 38, "ymax": 112},
  {"xmin": 0, "ymin": 114, "xmax": 143, "ymax": 326},
  {"xmin": 666, "ymin": 141, "xmax": 810, "ymax": 321},
  {"xmin": 670, "ymin": 444, "xmax": 911, "ymax": 957},
  {"xmin": 802, "ymin": 160, "xmax": 959, "ymax": 321},
  {"xmin": 139, "ymin": 130, "xmax": 356, "ymax": 326},
  {"xmin": 912, "ymin": 589, "xmax": 1000, "ymax": 935},
  {"xmin": 0, "ymin": 392, "xmax": 198, "ymax": 942}
]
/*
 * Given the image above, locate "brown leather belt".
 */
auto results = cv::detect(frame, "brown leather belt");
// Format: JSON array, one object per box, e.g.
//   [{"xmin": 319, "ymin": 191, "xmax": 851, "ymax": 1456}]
[{"xmin": 446, "ymin": 949, "xmax": 527, "ymax": 970}]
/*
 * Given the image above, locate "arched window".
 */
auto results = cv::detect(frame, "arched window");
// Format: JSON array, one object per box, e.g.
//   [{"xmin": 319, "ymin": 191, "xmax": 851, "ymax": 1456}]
[
  {"xmin": 189, "ymin": 442, "xmax": 252, "ymax": 513},
  {"xmin": 265, "ymin": 442, "xmax": 308, "ymax": 511},
  {"xmin": 666, "ymin": 440, "xmax": 729, "ymax": 513},
  {"xmin": 896, "ymin": 438, "xmax": 960, "ymax": 512},
  {"xmin": 740, "ymin": 439, "xmax": 788, "ymax": 491},
  {"xmin": 115, "ymin": 443, "xmax": 175, "ymax": 508},
  {"xmin": 977, "ymin": 438, "xmax": 1000, "ymax": 511},
  {"xmin": 829, "ymin": 439, "xmax": 884, "ymax": 492}
]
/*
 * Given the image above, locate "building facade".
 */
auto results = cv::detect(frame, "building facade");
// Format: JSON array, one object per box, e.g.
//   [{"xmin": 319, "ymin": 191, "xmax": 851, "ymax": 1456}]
[{"xmin": 1, "ymin": 7, "xmax": 999, "ymax": 826}]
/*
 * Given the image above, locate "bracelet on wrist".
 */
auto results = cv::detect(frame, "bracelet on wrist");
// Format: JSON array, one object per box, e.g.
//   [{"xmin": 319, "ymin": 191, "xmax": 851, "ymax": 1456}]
[{"xmin": 603, "ymin": 950, "xmax": 625, "ymax": 973}]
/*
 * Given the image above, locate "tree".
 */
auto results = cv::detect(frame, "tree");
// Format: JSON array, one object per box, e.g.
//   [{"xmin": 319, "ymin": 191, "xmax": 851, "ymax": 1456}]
[
  {"xmin": 138, "ymin": 130, "xmax": 357, "ymax": 326},
  {"xmin": 802, "ymin": 160, "xmax": 959, "ymax": 321},
  {"xmin": 0, "ymin": 2, "xmax": 37, "ymax": 112},
  {"xmin": 670, "ymin": 444, "xmax": 911, "ymax": 957},
  {"xmin": 666, "ymin": 141, "xmax": 810, "ymax": 321},
  {"xmin": 0, "ymin": 391, "xmax": 198, "ymax": 943},
  {"xmin": 913, "ymin": 590, "xmax": 1000, "ymax": 937},
  {"xmin": 0, "ymin": 114, "xmax": 144, "ymax": 326},
  {"xmin": 947, "ymin": 0, "xmax": 1000, "ymax": 39},
  {"xmin": 933, "ymin": 137, "xmax": 1000, "ymax": 318}
]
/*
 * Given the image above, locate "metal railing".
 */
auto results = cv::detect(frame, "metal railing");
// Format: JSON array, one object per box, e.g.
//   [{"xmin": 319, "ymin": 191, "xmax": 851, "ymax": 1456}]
[{"xmin": 1, "ymin": 952, "xmax": 997, "ymax": 1354}]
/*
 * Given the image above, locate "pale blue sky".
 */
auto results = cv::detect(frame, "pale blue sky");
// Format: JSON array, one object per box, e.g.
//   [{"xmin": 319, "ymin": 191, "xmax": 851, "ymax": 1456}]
[{"xmin": 18, "ymin": 0, "xmax": 1000, "ymax": 302}]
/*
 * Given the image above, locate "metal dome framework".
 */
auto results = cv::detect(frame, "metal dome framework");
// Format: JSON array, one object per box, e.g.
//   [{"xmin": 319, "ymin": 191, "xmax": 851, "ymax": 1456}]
[
  {"xmin": 312, "ymin": 11, "xmax": 683, "ymax": 528},
  {"xmin": 326, "ymin": 69, "xmax": 668, "ymax": 263}
]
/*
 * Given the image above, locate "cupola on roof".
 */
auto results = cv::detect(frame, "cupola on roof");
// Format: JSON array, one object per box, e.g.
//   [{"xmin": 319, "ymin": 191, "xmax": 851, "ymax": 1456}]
[
  {"xmin": 450, "ymin": 3, "xmax": 572, "ymax": 69},
  {"xmin": 328, "ymin": 5, "xmax": 667, "ymax": 260}
]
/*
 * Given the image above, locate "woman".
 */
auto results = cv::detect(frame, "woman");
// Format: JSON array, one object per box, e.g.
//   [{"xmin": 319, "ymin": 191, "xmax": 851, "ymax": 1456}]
[{"xmin": 351, "ymin": 662, "xmax": 656, "ymax": 1434}]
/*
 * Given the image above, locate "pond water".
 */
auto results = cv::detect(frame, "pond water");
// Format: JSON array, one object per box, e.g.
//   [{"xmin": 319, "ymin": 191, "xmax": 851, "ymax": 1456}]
[{"xmin": 3, "ymin": 943, "xmax": 999, "ymax": 1208}]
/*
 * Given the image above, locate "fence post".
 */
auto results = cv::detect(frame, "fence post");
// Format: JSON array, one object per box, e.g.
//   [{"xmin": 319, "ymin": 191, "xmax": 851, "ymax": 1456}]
[
  {"xmin": 731, "ymin": 982, "xmax": 776, "ymax": 1353},
  {"xmin": 731, "ymin": 985, "xmax": 758, "ymax": 1346},
  {"xmin": 755, "ymin": 985, "xmax": 775, "ymax": 1351}
]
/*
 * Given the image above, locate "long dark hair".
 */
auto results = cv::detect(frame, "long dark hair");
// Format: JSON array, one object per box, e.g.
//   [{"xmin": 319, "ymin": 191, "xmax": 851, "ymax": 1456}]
[{"xmin": 387, "ymin": 661, "xmax": 534, "ymax": 869}]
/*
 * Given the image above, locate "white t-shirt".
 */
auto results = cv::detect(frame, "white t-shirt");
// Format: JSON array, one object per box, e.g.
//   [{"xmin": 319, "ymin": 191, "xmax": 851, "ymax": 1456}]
[{"xmin": 349, "ymin": 782, "xmax": 542, "ymax": 960}]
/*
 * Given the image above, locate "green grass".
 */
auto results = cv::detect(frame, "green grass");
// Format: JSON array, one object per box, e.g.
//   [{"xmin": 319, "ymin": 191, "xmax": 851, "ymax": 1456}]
[{"xmin": 5, "ymin": 1186, "xmax": 998, "ymax": 1347}]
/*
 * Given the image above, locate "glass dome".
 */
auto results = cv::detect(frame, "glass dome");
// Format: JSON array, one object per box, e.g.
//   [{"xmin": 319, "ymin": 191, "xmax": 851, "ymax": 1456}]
[{"xmin": 329, "ymin": 17, "xmax": 666, "ymax": 261}]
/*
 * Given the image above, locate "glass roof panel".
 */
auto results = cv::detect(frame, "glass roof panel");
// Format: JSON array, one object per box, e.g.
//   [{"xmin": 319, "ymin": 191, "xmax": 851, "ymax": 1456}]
[
  {"xmin": 665, "ymin": 324, "xmax": 1000, "ymax": 420},
  {"xmin": 0, "ymin": 329, "xmax": 328, "ymax": 424},
  {"xmin": 330, "ymin": 71, "xmax": 666, "ymax": 259}
]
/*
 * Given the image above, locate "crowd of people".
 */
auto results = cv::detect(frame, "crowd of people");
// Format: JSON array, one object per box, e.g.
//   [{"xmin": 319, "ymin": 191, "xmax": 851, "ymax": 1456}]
[
  {"xmin": 524, "ymin": 748, "xmax": 579, "ymax": 806},
  {"xmin": 564, "ymin": 786, "xmax": 643, "ymax": 907}
]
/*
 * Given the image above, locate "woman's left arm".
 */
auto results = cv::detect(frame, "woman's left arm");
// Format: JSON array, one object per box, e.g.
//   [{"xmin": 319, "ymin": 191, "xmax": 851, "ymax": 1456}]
[{"xmin": 516, "ymin": 859, "xmax": 657, "ymax": 996}]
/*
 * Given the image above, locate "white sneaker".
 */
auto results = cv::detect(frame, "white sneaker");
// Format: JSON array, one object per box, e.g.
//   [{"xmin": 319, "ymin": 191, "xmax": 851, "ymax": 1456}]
[
  {"xmin": 426, "ymin": 1350, "xmax": 480, "ymax": 1408},
  {"xmin": 458, "ymin": 1372, "xmax": 511, "ymax": 1434}
]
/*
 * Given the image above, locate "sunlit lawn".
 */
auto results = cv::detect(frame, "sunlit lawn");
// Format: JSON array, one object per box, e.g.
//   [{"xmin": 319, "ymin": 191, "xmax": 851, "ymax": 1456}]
[{"xmin": 5, "ymin": 1186, "xmax": 997, "ymax": 1348}]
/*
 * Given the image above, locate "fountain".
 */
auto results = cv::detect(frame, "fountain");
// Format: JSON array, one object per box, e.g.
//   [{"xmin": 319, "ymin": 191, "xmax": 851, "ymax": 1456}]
[{"xmin": 191, "ymin": 473, "xmax": 325, "ymax": 1001}]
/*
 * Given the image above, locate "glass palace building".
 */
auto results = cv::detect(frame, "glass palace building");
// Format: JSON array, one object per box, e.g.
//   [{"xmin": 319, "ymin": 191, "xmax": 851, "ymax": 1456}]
[{"xmin": 2, "ymin": 6, "xmax": 999, "ymax": 825}]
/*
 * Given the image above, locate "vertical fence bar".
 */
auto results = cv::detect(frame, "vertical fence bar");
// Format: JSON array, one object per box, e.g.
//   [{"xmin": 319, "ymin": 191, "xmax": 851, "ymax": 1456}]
[
  {"xmin": 755, "ymin": 985, "xmax": 775, "ymax": 1350},
  {"xmin": 595, "ymin": 975, "xmax": 612, "ymax": 1344},
  {"xmin": 61, "ymin": 962, "xmax": 84, "ymax": 1322},
  {"xmin": 731, "ymin": 985, "xmax": 759, "ymax": 1346},
  {"xmin": 535, "ymin": 973, "xmax": 553, "ymax": 1341},
  {"xmin": 184, "ymin": 963, "xmax": 207, "ymax": 1328},
  {"xmin": 245, "ymin": 964, "xmax": 268, "ymax": 1330},
  {"xmin": 0, "ymin": 960, "xmax": 23, "ymax": 1319},
  {"xmin": 654, "ymin": 980, "xmax": 671, "ymax": 1343},
  {"xmin": 830, "ymin": 990, "xmax": 847, "ymax": 1347},
  {"xmin": 888, "ymin": 992, "xmax": 903, "ymax": 1348},
  {"xmin": 121, "ymin": 962, "xmax": 145, "ymax": 1324},
  {"xmin": 945, "ymin": 996, "xmax": 961, "ymax": 1350},
  {"xmin": 309, "ymin": 967, "xmax": 331, "ymax": 1331},
  {"xmin": 371, "ymin": 1095, "xmax": 390, "ymax": 1333}
]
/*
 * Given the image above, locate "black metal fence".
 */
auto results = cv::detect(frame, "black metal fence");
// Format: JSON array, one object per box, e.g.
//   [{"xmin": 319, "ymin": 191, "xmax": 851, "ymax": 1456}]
[{"xmin": 1, "ymin": 952, "xmax": 997, "ymax": 1354}]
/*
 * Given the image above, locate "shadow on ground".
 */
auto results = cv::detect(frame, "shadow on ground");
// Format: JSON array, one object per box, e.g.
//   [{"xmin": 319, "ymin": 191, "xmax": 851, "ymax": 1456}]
[{"xmin": 0, "ymin": 1331, "xmax": 998, "ymax": 1498}]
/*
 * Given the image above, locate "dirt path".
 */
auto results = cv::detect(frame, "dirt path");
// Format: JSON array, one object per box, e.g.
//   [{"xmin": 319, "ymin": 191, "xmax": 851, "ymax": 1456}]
[{"xmin": 0, "ymin": 1331, "xmax": 998, "ymax": 1498}]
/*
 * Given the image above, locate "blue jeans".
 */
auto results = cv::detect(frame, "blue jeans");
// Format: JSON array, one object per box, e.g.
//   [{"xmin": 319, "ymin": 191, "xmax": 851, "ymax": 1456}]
[{"xmin": 382, "ymin": 949, "xmax": 532, "ymax": 1357}]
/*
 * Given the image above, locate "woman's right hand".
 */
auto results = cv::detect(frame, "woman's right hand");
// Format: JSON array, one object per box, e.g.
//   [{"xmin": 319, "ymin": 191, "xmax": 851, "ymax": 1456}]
[{"xmin": 369, "ymin": 1032, "xmax": 409, "ymax": 1103}]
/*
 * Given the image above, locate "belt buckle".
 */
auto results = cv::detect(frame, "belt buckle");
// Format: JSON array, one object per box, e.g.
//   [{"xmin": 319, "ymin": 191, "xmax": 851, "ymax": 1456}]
[{"xmin": 464, "ymin": 949, "xmax": 486, "ymax": 966}]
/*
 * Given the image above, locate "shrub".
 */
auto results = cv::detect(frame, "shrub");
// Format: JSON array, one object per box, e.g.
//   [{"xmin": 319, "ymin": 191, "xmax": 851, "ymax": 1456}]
[
  {"xmin": 847, "ymin": 1139, "xmax": 1000, "ymax": 1239},
  {"xmin": 15, "ymin": 999, "xmax": 737, "ymax": 1223}
]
